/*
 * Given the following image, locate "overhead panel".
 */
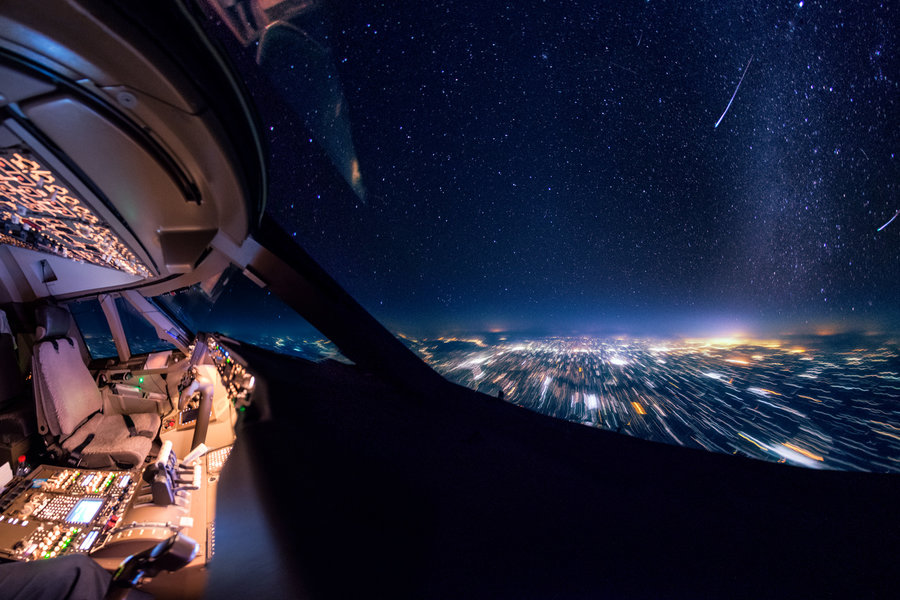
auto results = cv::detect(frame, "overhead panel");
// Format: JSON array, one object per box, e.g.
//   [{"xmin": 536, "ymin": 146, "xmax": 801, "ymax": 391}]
[
  {"xmin": 0, "ymin": 0, "xmax": 263, "ymax": 293},
  {"xmin": 0, "ymin": 147, "xmax": 150, "ymax": 277},
  {"xmin": 22, "ymin": 94, "xmax": 217, "ymax": 273}
]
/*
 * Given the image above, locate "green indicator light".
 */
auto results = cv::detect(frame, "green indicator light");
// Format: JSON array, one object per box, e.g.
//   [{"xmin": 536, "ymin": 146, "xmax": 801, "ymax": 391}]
[
  {"xmin": 238, "ymin": 406, "xmax": 246, "ymax": 412},
  {"xmin": 138, "ymin": 376, "xmax": 144, "ymax": 384}
]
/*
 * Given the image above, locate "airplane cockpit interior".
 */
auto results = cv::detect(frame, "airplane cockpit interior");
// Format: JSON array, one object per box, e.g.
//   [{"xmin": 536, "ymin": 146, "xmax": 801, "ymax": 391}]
[{"xmin": 0, "ymin": 1, "xmax": 896, "ymax": 599}]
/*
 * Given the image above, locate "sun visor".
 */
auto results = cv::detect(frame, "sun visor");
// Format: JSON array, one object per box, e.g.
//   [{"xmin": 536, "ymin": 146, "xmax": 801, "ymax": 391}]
[{"xmin": 0, "ymin": 63, "xmax": 55, "ymax": 107}]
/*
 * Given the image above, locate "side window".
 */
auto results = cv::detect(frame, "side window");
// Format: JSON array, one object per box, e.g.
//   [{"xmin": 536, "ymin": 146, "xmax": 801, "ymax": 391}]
[
  {"xmin": 153, "ymin": 268, "xmax": 349, "ymax": 363},
  {"xmin": 114, "ymin": 297, "xmax": 177, "ymax": 356},
  {"xmin": 67, "ymin": 298, "xmax": 116, "ymax": 360}
]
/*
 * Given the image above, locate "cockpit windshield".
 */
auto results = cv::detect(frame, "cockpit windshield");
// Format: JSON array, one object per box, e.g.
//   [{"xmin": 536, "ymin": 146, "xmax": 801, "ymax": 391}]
[
  {"xmin": 152, "ymin": 267, "xmax": 349, "ymax": 363},
  {"xmin": 199, "ymin": 1, "xmax": 899, "ymax": 471}
]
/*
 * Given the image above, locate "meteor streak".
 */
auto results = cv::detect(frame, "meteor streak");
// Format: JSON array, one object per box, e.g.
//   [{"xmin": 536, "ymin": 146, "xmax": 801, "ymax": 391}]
[
  {"xmin": 876, "ymin": 209, "xmax": 899, "ymax": 232},
  {"xmin": 714, "ymin": 55, "xmax": 753, "ymax": 128}
]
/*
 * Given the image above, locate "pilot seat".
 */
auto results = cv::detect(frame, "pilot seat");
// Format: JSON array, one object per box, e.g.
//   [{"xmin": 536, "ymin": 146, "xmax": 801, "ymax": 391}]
[{"xmin": 31, "ymin": 305, "xmax": 160, "ymax": 469}]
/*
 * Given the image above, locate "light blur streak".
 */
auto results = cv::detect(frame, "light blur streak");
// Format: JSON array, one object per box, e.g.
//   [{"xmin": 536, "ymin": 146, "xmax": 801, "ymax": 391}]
[
  {"xmin": 874, "ymin": 429, "xmax": 900, "ymax": 442},
  {"xmin": 425, "ymin": 336, "xmax": 900, "ymax": 472},
  {"xmin": 772, "ymin": 444, "xmax": 825, "ymax": 469},
  {"xmin": 782, "ymin": 442, "xmax": 824, "ymax": 462},
  {"xmin": 540, "ymin": 376, "xmax": 552, "ymax": 403},
  {"xmin": 457, "ymin": 354, "xmax": 490, "ymax": 368},
  {"xmin": 739, "ymin": 432, "xmax": 767, "ymax": 451}
]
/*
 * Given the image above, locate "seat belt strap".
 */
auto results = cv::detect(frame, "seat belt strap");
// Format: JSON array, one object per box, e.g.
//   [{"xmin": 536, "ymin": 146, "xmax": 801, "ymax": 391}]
[
  {"xmin": 122, "ymin": 413, "xmax": 154, "ymax": 439},
  {"xmin": 67, "ymin": 433, "xmax": 95, "ymax": 466}
]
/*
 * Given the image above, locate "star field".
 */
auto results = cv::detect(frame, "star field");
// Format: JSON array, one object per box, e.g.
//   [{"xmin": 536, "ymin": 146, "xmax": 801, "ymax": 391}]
[{"xmin": 249, "ymin": 0, "xmax": 898, "ymax": 337}]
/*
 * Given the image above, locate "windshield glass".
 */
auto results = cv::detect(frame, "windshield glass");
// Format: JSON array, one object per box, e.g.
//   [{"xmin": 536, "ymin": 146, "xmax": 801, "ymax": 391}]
[
  {"xmin": 68, "ymin": 297, "xmax": 116, "ymax": 360},
  {"xmin": 114, "ymin": 297, "xmax": 177, "ymax": 356},
  {"xmin": 202, "ymin": 1, "xmax": 898, "ymax": 472},
  {"xmin": 153, "ymin": 267, "xmax": 348, "ymax": 363}
]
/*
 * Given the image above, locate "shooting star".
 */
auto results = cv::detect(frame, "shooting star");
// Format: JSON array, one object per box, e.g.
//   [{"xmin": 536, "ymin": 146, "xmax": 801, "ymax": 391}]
[
  {"xmin": 611, "ymin": 62, "xmax": 638, "ymax": 76},
  {"xmin": 877, "ymin": 209, "xmax": 899, "ymax": 232},
  {"xmin": 714, "ymin": 55, "xmax": 753, "ymax": 128}
]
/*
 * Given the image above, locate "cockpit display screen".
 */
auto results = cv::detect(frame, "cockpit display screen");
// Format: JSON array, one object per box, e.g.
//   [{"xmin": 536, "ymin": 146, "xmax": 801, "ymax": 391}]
[{"xmin": 65, "ymin": 498, "xmax": 103, "ymax": 524}]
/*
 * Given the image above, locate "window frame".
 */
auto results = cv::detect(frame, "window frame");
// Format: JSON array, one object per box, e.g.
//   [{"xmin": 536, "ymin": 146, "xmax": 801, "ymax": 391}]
[{"xmin": 66, "ymin": 290, "xmax": 189, "ymax": 363}]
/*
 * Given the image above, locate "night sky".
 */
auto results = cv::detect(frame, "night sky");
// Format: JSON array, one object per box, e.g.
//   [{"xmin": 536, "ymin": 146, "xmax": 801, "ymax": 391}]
[{"xmin": 244, "ymin": 1, "xmax": 898, "ymax": 337}]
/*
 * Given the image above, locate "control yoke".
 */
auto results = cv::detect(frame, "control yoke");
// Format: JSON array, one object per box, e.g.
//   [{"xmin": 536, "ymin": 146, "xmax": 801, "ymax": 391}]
[
  {"xmin": 178, "ymin": 336, "xmax": 214, "ymax": 449},
  {"xmin": 176, "ymin": 334, "xmax": 209, "ymax": 397},
  {"xmin": 179, "ymin": 376, "xmax": 214, "ymax": 450}
]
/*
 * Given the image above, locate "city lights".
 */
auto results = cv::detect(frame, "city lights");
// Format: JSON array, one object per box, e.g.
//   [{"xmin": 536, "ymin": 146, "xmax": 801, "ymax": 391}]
[{"xmin": 414, "ymin": 335, "xmax": 900, "ymax": 473}]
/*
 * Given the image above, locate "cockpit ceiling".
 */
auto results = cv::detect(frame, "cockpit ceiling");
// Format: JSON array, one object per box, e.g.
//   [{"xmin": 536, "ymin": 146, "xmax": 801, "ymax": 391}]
[
  {"xmin": 0, "ymin": 148, "xmax": 150, "ymax": 277},
  {"xmin": 0, "ymin": 1, "xmax": 268, "ymax": 292}
]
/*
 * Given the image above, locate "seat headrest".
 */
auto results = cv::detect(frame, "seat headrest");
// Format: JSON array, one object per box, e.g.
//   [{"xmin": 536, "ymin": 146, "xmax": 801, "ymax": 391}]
[{"xmin": 35, "ymin": 305, "xmax": 72, "ymax": 341}]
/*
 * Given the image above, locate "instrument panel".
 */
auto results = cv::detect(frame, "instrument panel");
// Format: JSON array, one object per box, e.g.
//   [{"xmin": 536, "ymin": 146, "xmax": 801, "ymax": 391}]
[
  {"xmin": 0, "ymin": 334, "xmax": 251, "ymax": 565},
  {"xmin": 161, "ymin": 334, "xmax": 255, "ymax": 436},
  {"xmin": 206, "ymin": 335, "xmax": 256, "ymax": 408},
  {"xmin": 0, "ymin": 465, "xmax": 137, "ymax": 561}
]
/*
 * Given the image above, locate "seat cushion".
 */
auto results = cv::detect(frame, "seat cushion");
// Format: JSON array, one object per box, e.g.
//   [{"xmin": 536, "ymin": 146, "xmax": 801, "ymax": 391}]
[{"xmin": 62, "ymin": 412, "xmax": 160, "ymax": 469}]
